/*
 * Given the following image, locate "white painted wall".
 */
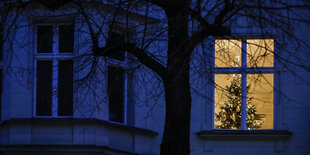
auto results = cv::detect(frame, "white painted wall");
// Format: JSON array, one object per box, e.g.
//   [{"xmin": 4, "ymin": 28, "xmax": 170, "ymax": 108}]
[{"xmin": 0, "ymin": 2, "xmax": 310, "ymax": 155}]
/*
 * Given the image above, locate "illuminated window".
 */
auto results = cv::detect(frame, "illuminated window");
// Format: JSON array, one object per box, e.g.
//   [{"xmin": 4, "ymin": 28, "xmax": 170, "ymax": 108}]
[
  {"xmin": 35, "ymin": 25, "xmax": 74, "ymax": 117},
  {"xmin": 214, "ymin": 38, "xmax": 274, "ymax": 129}
]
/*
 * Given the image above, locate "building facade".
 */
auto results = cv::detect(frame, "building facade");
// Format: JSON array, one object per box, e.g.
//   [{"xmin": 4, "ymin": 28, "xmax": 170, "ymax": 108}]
[{"xmin": 0, "ymin": 0, "xmax": 310, "ymax": 155}]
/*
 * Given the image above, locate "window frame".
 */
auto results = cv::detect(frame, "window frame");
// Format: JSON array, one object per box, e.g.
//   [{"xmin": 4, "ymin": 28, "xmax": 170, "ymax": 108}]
[
  {"xmin": 105, "ymin": 26, "xmax": 132, "ymax": 125},
  {"xmin": 0, "ymin": 25, "xmax": 3, "ymax": 121},
  {"xmin": 33, "ymin": 24, "xmax": 75, "ymax": 118},
  {"xmin": 209, "ymin": 36, "xmax": 277, "ymax": 130},
  {"xmin": 106, "ymin": 59, "xmax": 128, "ymax": 125}
]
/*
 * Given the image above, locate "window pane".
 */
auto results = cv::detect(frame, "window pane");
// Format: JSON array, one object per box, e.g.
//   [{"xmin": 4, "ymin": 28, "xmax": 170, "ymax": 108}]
[
  {"xmin": 0, "ymin": 69, "xmax": 2, "ymax": 121},
  {"xmin": 106, "ymin": 31, "xmax": 125, "ymax": 60},
  {"xmin": 0, "ymin": 26, "xmax": 3, "ymax": 60},
  {"xmin": 214, "ymin": 74, "xmax": 242, "ymax": 129},
  {"xmin": 37, "ymin": 26, "xmax": 53, "ymax": 53},
  {"xmin": 36, "ymin": 60, "xmax": 52, "ymax": 116},
  {"xmin": 247, "ymin": 74, "xmax": 273, "ymax": 129},
  {"xmin": 58, "ymin": 60, "xmax": 73, "ymax": 116},
  {"xmin": 59, "ymin": 25, "xmax": 74, "ymax": 53},
  {"xmin": 108, "ymin": 66, "xmax": 124, "ymax": 123},
  {"xmin": 215, "ymin": 40, "xmax": 242, "ymax": 67},
  {"xmin": 247, "ymin": 39, "xmax": 274, "ymax": 67}
]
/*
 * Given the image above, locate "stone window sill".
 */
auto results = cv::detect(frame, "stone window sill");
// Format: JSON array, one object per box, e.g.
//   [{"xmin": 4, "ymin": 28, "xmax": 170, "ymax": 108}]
[
  {"xmin": 197, "ymin": 130, "xmax": 291, "ymax": 141},
  {"xmin": 0, "ymin": 118, "xmax": 157, "ymax": 137}
]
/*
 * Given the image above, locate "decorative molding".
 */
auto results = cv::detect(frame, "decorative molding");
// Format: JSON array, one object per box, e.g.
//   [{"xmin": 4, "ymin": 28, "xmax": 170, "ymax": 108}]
[
  {"xmin": 0, "ymin": 144, "xmax": 138, "ymax": 155},
  {"xmin": 32, "ymin": 14, "xmax": 77, "ymax": 24},
  {"xmin": 214, "ymin": 35, "xmax": 277, "ymax": 40},
  {"xmin": 0, "ymin": 118, "xmax": 158, "ymax": 137}
]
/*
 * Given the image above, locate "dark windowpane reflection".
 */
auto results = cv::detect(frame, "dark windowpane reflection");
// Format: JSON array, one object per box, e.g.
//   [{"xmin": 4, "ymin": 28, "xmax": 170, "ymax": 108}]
[
  {"xmin": 37, "ymin": 26, "xmax": 53, "ymax": 53},
  {"xmin": 58, "ymin": 60, "xmax": 73, "ymax": 116},
  {"xmin": 0, "ymin": 69, "xmax": 2, "ymax": 120},
  {"xmin": 108, "ymin": 66, "xmax": 124, "ymax": 123},
  {"xmin": 0, "ymin": 26, "xmax": 3, "ymax": 60},
  {"xmin": 59, "ymin": 25, "xmax": 74, "ymax": 53},
  {"xmin": 36, "ymin": 60, "xmax": 52, "ymax": 116},
  {"xmin": 106, "ymin": 31, "xmax": 125, "ymax": 60}
]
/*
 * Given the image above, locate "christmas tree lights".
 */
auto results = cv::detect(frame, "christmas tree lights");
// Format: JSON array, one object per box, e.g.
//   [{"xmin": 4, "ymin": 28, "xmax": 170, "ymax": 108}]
[{"xmin": 215, "ymin": 74, "xmax": 264, "ymax": 129}]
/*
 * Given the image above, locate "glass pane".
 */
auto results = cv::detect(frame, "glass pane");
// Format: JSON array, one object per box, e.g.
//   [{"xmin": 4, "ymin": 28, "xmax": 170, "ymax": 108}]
[
  {"xmin": 36, "ymin": 60, "xmax": 52, "ymax": 116},
  {"xmin": 58, "ymin": 60, "xmax": 73, "ymax": 116},
  {"xmin": 247, "ymin": 39, "xmax": 274, "ymax": 67},
  {"xmin": 106, "ymin": 31, "xmax": 125, "ymax": 60},
  {"xmin": 0, "ymin": 69, "xmax": 2, "ymax": 121},
  {"xmin": 37, "ymin": 26, "xmax": 53, "ymax": 53},
  {"xmin": 108, "ymin": 66, "xmax": 124, "ymax": 123},
  {"xmin": 59, "ymin": 25, "xmax": 74, "ymax": 53},
  {"xmin": 247, "ymin": 74, "xmax": 273, "ymax": 129},
  {"xmin": 215, "ymin": 39, "xmax": 242, "ymax": 67},
  {"xmin": 215, "ymin": 74, "xmax": 242, "ymax": 129},
  {"xmin": 0, "ymin": 26, "xmax": 3, "ymax": 60}
]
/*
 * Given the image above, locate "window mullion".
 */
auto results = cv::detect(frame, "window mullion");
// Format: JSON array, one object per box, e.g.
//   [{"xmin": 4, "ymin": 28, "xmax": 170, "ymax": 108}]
[
  {"xmin": 241, "ymin": 40, "xmax": 247, "ymax": 130},
  {"xmin": 124, "ymin": 71, "xmax": 128, "ymax": 124},
  {"xmin": 52, "ymin": 59, "xmax": 58, "ymax": 117},
  {"xmin": 241, "ymin": 73, "xmax": 247, "ymax": 130},
  {"xmin": 124, "ymin": 52, "xmax": 128, "ymax": 124},
  {"xmin": 54, "ymin": 25, "xmax": 59, "ymax": 54},
  {"xmin": 52, "ymin": 26, "xmax": 58, "ymax": 117}
]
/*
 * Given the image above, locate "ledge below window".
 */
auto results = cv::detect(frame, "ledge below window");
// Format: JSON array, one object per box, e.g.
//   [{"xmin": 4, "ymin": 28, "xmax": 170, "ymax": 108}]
[
  {"xmin": 197, "ymin": 130, "xmax": 292, "ymax": 141},
  {"xmin": 0, "ymin": 118, "xmax": 157, "ymax": 137},
  {"xmin": 0, "ymin": 145, "xmax": 137, "ymax": 155}
]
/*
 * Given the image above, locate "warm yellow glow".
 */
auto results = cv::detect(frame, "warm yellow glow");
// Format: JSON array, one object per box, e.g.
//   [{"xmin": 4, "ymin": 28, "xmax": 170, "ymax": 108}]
[
  {"xmin": 214, "ymin": 74, "xmax": 241, "ymax": 129},
  {"xmin": 247, "ymin": 39, "xmax": 274, "ymax": 67},
  {"xmin": 247, "ymin": 74, "xmax": 274, "ymax": 129},
  {"xmin": 215, "ymin": 40, "xmax": 242, "ymax": 67},
  {"xmin": 214, "ymin": 74, "xmax": 274, "ymax": 129}
]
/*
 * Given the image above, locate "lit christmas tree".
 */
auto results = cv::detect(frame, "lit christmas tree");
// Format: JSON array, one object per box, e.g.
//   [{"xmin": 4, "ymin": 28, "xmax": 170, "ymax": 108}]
[{"xmin": 215, "ymin": 74, "xmax": 264, "ymax": 129}]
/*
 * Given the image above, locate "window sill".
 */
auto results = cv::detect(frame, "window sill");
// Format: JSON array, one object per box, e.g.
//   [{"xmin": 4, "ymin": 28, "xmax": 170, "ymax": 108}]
[
  {"xmin": 0, "ymin": 145, "xmax": 137, "ymax": 155},
  {"xmin": 197, "ymin": 130, "xmax": 291, "ymax": 141},
  {"xmin": 0, "ymin": 118, "xmax": 157, "ymax": 137}
]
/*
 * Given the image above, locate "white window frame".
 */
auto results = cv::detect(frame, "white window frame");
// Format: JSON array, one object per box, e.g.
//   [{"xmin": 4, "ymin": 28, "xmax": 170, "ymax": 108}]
[
  {"xmin": 0, "ymin": 26, "xmax": 3, "ymax": 122},
  {"xmin": 105, "ymin": 25, "xmax": 133, "ymax": 125},
  {"xmin": 106, "ymin": 55, "xmax": 129, "ymax": 125},
  {"xmin": 208, "ymin": 36, "xmax": 276, "ymax": 130},
  {"xmin": 33, "ymin": 24, "xmax": 75, "ymax": 118}
]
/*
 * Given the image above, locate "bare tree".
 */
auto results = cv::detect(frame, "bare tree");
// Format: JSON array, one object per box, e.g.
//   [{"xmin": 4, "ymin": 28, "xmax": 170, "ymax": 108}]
[{"xmin": 1, "ymin": 0, "xmax": 310, "ymax": 155}]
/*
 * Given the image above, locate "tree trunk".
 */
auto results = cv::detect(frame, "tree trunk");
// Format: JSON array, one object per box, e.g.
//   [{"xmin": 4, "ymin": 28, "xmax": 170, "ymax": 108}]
[
  {"xmin": 161, "ymin": 69, "xmax": 192, "ymax": 155},
  {"xmin": 160, "ymin": 1, "xmax": 192, "ymax": 154}
]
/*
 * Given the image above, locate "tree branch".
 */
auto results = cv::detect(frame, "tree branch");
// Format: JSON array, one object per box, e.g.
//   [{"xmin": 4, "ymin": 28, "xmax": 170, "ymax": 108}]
[
  {"xmin": 213, "ymin": 0, "xmax": 233, "ymax": 25},
  {"xmin": 79, "ymin": 6, "xmax": 98, "ymax": 50},
  {"xmin": 187, "ymin": 0, "xmax": 234, "ymax": 50},
  {"xmin": 143, "ymin": 0, "xmax": 167, "ymax": 8},
  {"xmin": 98, "ymin": 43, "xmax": 166, "ymax": 79}
]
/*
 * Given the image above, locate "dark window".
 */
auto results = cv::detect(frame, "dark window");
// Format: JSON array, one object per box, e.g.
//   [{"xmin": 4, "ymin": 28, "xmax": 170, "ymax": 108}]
[
  {"xmin": 108, "ymin": 66, "xmax": 124, "ymax": 123},
  {"xmin": 106, "ymin": 31, "xmax": 125, "ymax": 60},
  {"xmin": 36, "ymin": 60, "xmax": 52, "ymax": 116},
  {"xmin": 0, "ymin": 26, "xmax": 3, "ymax": 60},
  {"xmin": 59, "ymin": 25, "xmax": 74, "ymax": 53},
  {"xmin": 58, "ymin": 60, "xmax": 73, "ymax": 116},
  {"xmin": 37, "ymin": 26, "xmax": 53, "ymax": 53},
  {"xmin": 36, "ymin": 24, "xmax": 74, "ymax": 117},
  {"xmin": 0, "ymin": 69, "xmax": 2, "ymax": 121}
]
